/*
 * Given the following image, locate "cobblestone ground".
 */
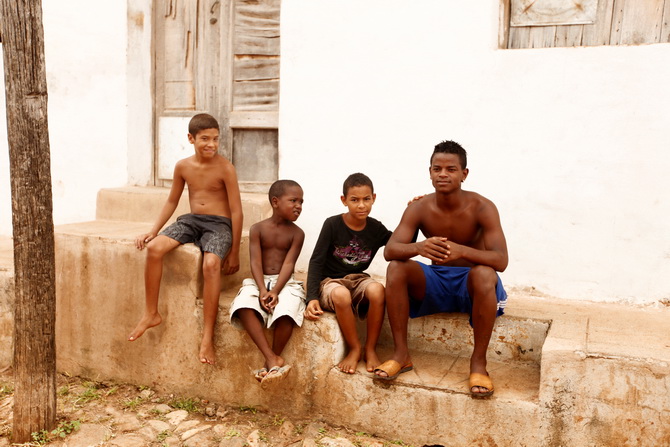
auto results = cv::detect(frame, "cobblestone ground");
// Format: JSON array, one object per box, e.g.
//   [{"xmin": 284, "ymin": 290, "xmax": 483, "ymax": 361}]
[{"xmin": 0, "ymin": 369, "xmax": 416, "ymax": 447}]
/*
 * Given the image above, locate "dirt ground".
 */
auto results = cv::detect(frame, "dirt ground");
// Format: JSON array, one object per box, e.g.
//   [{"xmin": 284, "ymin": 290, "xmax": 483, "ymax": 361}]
[{"xmin": 0, "ymin": 368, "xmax": 417, "ymax": 447}]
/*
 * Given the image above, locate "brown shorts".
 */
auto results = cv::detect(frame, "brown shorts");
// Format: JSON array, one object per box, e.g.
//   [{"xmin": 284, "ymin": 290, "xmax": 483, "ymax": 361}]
[{"xmin": 319, "ymin": 273, "xmax": 378, "ymax": 319}]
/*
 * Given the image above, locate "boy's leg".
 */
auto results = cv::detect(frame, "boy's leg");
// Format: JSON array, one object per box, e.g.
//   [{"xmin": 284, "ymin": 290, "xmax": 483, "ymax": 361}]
[
  {"xmin": 376, "ymin": 260, "xmax": 426, "ymax": 377},
  {"xmin": 129, "ymin": 235, "xmax": 181, "ymax": 341},
  {"xmin": 271, "ymin": 316, "xmax": 294, "ymax": 356},
  {"xmin": 362, "ymin": 281, "xmax": 385, "ymax": 372},
  {"xmin": 467, "ymin": 265, "xmax": 498, "ymax": 395},
  {"xmin": 237, "ymin": 309, "xmax": 284, "ymax": 370},
  {"xmin": 330, "ymin": 286, "xmax": 362, "ymax": 374},
  {"xmin": 199, "ymin": 252, "xmax": 222, "ymax": 364}
]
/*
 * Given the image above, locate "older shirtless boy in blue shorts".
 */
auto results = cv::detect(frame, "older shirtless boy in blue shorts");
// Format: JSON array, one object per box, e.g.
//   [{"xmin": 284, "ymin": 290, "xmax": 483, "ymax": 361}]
[
  {"xmin": 128, "ymin": 113, "xmax": 243, "ymax": 365},
  {"xmin": 374, "ymin": 140, "xmax": 508, "ymax": 398}
]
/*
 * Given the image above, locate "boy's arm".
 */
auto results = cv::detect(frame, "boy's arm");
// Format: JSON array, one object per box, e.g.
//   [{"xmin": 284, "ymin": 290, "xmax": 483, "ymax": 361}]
[
  {"xmin": 265, "ymin": 227, "xmax": 305, "ymax": 308},
  {"xmin": 383, "ymin": 202, "xmax": 452, "ymax": 264},
  {"xmin": 305, "ymin": 219, "xmax": 332, "ymax": 302},
  {"xmin": 248, "ymin": 223, "xmax": 266, "ymax": 292},
  {"xmin": 135, "ymin": 164, "xmax": 186, "ymax": 250},
  {"xmin": 436, "ymin": 200, "xmax": 509, "ymax": 272},
  {"xmin": 222, "ymin": 163, "xmax": 243, "ymax": 274},
  {"xmin": 304, "ymin": 219, "xmax": 333, "ymax": 320}
]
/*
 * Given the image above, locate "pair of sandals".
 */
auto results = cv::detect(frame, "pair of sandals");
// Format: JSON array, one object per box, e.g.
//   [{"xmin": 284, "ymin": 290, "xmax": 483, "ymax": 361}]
[
  {"xmin": 252, "ymin": 365, "xmax": 292, "ymax": 389},
  {"xmin": 373, "ymin": 359, "xmax": 494, "ymax": 398}
]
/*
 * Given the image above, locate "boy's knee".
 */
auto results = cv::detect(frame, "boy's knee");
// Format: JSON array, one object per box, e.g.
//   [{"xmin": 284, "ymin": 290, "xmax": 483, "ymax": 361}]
[
  {"xmin": 386, "ymin": 260, "xmax": 411, "ymax": 280},
  {"xmin": 202, "ymin": 256, "xmax": 222, "ymax": 276},
  {"xmin": 330, "ymin": 286, "xmax": 352, "ymax": 307},
  {"xmin": 469, "ymin": 265, "xmax": 497, "ymax": 288},
  {"xmin": 146, "ymin": 243, "xmax": 168, "ymax": 261},
  {"xmin": 365, "ymin": 282, "xmax": 385, "ymax": 302},
  {"xmin": 274, "ymin": 316, "xmax": 293, "ymax": 328}
]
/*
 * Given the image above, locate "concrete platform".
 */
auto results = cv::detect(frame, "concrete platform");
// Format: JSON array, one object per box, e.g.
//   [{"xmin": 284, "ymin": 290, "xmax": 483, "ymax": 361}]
[{"xmin": 1, "ymin": 187, "xmax": 670, "ymax": 446}]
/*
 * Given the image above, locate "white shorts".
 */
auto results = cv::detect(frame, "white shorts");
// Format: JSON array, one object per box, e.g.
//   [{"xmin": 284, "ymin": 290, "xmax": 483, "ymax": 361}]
[{"xmin": 229, "ymin": 275, "xmax": 306, "ymax": 329}]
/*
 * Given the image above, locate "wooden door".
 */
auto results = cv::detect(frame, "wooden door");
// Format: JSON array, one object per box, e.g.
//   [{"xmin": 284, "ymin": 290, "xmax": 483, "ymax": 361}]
[{"xmin": 154, "ymin": 0, "xmax": 280, "ymax": 191}]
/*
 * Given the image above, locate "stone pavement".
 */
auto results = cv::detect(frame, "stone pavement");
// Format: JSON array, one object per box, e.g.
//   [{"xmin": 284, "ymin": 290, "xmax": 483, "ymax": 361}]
[{"xmin": 0, "ymin": 371, "xmax": 400, "ymax": 447}]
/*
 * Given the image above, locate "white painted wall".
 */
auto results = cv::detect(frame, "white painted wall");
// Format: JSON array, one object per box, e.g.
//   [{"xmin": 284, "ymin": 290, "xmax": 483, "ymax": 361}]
[
  {"xmin": 2, "ymin": 1, "xmax": 668, "ymax": 305},
  {"xmin": 0, "ymin": 1, "xmax": 153, "ymax": 237},
  {"xmin": 279, "ymin": 0, "xmax": 670, "ymax": 304}
]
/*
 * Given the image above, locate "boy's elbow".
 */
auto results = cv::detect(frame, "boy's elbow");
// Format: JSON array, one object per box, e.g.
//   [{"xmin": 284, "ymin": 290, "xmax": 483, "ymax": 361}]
[{"xmin": 497, "ymin": 256, "xmax": 509, "ymax": 272}]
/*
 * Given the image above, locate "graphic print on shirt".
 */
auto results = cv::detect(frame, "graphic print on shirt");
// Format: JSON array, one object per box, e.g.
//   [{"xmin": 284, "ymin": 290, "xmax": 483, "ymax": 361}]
[{"xmin": 333, "ymin": 236, "xmax": 372, "ymax": 266}]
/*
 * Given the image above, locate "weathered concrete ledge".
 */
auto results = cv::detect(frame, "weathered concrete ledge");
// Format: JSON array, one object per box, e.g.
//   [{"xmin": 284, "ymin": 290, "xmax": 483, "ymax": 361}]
[{"xmin": 1, "ymin": 187, "xmax": 669, "ymax": 446}]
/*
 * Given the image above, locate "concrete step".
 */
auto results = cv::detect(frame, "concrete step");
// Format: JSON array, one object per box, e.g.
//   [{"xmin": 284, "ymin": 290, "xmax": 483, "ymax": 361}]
[
  {"xmin": 54, "ymin": 220, "xmax": 252, "ymax": 295},
  {"xmin": 95, "ymin": 186, "xmax": 272, "ymax": 230}
]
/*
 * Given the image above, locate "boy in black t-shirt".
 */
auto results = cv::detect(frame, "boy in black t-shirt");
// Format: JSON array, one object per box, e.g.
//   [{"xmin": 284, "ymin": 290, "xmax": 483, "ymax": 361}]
[{"xmin": 304, "ymin": 173, "xmax": 392, "ymax": 374}]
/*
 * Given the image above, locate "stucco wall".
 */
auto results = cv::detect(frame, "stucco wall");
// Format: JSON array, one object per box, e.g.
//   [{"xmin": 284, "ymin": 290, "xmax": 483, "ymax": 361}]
[
  {"xmin": 1, "ymin": 1, "xmax": 668, "ymax": 305},
  {"xmin": 0, "ymin": 2, "xmax": 139, "ymax": 237},
  {"xmin": 279, "ymin": 0, "xmax": 670, "ymax": 304}
]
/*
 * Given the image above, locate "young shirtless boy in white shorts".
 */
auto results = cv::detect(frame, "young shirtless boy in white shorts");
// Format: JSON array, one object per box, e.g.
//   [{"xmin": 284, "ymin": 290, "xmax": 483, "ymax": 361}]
[{"xmin": 229, "ymin": 180, "xmax": 305, "ymax": 388}]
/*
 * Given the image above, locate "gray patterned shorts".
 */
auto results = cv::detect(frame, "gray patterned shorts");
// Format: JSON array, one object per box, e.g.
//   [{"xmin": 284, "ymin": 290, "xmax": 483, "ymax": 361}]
[{"xmin": 160, "ymin": 214, "xmax": 233, "ymax": 259}]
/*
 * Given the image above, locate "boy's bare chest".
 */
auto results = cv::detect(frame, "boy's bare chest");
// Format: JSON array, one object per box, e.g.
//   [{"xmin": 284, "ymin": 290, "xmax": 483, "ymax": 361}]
[
  {"xmin": 420, "ymin": 208, "xmax": 480, "ymax": 244},
  {"xmin": 261, "ymin": 231, "xmax": 293, "ymax": 252},
  {"xmin": 183, "ymin": 169, "xmax": 226, "ymax": 192}
]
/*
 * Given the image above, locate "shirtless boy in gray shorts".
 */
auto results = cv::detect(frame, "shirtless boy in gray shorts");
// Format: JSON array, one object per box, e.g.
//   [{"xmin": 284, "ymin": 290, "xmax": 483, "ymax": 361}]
[{"xmin": 128, "ymin": 113, "xmax": 243, "ymax": 365}]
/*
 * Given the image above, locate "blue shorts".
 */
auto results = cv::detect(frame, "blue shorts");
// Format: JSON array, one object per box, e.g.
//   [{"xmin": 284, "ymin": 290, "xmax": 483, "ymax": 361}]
[
  {"xmin": 410, "ymin": 262, "xmax": 507, "ymax": 320},
  {"xmin": 160, "ymin": 214, "xmax": 232, "ymax": 259}
]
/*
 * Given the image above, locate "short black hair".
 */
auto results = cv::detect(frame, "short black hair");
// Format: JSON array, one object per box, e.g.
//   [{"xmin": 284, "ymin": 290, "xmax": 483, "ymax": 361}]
[
  {"xmin": 431, "ymin": 140, "xmax": 467, "ymax": 169},
  {"xmin": 188, "ymin": 113, "xmax": 220, "ymax": 136},
  {"xmin": 342, "ymin": 173, "xmax": 374, "ymax": 196},
  {"xmin": 268, "ymin": 179, "xmax": 302, "ymax": 203}
]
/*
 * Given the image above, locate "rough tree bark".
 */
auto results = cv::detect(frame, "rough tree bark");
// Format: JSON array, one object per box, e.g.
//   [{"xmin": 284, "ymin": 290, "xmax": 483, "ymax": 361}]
[{"xmin": 0, "ymin": 0, "xmax": 57, "ymax": 442}]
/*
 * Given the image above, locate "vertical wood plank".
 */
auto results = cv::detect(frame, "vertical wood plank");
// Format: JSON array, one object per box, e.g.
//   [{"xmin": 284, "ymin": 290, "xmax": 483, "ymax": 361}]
[
  {"xmin": 509, "ymin": 26, "xmax": 531, "ymax": 49},
  {"xmin": 528, "ymin": 25, "xmax": 557, "ymax": 48},
  {"xmin": 197, "ymin": 0, "xmax": 223, "ymax": 120},
  {"xmin": 555, "ymin": 24, "xmax": 583, "ymax": 47},
  {"xmin": 0, "ymin": 0, "xmax": 57, "ymax": 441},
  {"xmin": 618, "ymin": 0, "xmax": 665, "ymax": 44},
  {"xmin": 582, "ymin": 0, "xmax": 615, "ymax": 46},
  {"xmin": 499, "ymin": 0, "xmax": 511, "ymax": 49},
  {"xmin": 662, "ymin": 0, "xmax": 670, "ymax": 42},
  {"xmin": 610, "ymin": 0, "xmax": 625, "ymax": 44},
  {"xmin": 219, "ymin": 0, "xmax": 235, "ymax": 160},
  {"xmin": 162, "ymin": 0, "xmax": 196, "ymax": 110}
]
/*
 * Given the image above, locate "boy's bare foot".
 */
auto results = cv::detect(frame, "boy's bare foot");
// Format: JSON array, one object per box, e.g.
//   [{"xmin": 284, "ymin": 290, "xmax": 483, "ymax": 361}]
[
  {"xmin": 264, "ymin": 355, "xmax": 285, "ymax": 372},
  {"xmin": 364, "ymin": 348, "xmax": 382, "ymax": 373},
  {"xmin": 128, "ymin": 313, "xmax": 162, "ymax": 341},
  {"xmin": 199, "ymin": 340, "xmax": 216, "ymax": 365},
  {"xmin": 338, "ymin": 348, "xmax": 361, "ymax": 374}
]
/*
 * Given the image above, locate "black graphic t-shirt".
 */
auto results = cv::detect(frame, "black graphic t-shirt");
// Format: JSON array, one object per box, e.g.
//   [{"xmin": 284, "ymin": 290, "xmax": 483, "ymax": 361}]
[{"xmin": 306, "ymin": 214, "xmax": 392, "ymax": 302}]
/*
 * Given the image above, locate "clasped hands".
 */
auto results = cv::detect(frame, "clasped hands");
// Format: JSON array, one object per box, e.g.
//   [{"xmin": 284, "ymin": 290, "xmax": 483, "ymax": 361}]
[
  {"xmin": 259, "ymin": 291, "xmax": 278, "ymax": 313},
  {"xmin": 418, "ymin": 236, "xmax": 464, "ymax": 264}
]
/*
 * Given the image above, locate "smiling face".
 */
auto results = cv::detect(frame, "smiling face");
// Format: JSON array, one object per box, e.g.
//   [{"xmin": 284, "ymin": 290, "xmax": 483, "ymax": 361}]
[
  {"xmin": 272, "ymin": 185, "xmax": 304, "ymax": 222},
  {"xmin": 429, "ymin": 152, "xmax": 469, "ymax": 193},
  {"xmin": 188, "ymin": 127, "xmax": 220, "ymax": 159},
  {"xmin": 341, "ymin": 185, "xmax": 376, "ymax": 223}
]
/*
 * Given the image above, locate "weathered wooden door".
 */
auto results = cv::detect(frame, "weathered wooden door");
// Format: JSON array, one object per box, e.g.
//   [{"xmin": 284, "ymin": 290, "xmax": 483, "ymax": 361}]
[{"xmin": 154, "ymin": 0, "xmax": 280, "ymax": 191}]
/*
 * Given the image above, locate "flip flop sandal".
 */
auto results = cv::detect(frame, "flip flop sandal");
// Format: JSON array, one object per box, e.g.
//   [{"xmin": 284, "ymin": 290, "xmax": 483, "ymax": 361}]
[
  {"xmin": 252, "ymin": 368, "xmax": 268, "ymax": 382},
  {"xmin": 373, "ymin": 360, "xmax": 414, "ymax": 381}
]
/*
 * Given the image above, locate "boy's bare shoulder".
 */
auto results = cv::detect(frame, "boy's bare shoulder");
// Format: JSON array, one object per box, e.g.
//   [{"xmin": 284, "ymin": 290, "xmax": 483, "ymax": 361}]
[
  {"xmin": 464, "ymin": 190, "xmax": 497, "ymax": 209},
  {"xmin": 175, "ymin": 155, "xmax": 195, "ymax": 167},
  {"xmin": 253, "ymin": 219, "xmax": 304, "ymax": 235}
]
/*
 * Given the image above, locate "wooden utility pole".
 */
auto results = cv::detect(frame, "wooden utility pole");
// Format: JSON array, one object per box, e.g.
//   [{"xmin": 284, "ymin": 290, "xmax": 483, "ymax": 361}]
[{"xmin": 0, "ymin": 0, "xmax": 57, "ymax": 442}]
